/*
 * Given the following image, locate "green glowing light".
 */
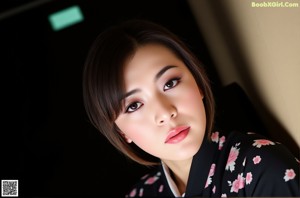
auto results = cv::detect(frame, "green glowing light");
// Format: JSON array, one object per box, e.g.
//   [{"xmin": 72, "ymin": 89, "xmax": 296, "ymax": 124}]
[{"xmin": 48, "ymin": 5, "xmax": 84, "ymax": 31}]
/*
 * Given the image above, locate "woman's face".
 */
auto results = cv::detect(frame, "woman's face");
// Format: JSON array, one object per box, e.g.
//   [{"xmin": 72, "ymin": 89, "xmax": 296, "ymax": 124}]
[{"xmin": 115, "ymin": 44, "xmax": 206, "ymax": 162}]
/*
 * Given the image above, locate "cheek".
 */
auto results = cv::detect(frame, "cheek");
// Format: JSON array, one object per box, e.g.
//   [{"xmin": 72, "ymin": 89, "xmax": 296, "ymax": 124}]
[
  {"xmin": 123, "ymin": 124, "xmax": 142, "ymax": 139},
  {"xmin": 121, "ymin": 123, "xmax": 156, "ymax": 151},
  {"xmin": 180, "ymin": 84, "xmax": 204, "ymax": 111},
  {"xmin": 115, "ymin": 118, "xmax": 150, "ymax": 142}
]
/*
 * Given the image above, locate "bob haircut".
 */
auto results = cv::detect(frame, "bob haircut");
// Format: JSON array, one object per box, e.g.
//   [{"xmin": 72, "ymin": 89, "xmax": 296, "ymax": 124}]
[{"xmin": 83, "ymin": 19, "xmax": 215, "ymax": 166}]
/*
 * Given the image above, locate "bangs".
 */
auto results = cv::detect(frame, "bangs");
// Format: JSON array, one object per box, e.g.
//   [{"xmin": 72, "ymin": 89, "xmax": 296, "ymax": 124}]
[{"xmin": 94, "ymin": 37, "xmax": 137, "ymax": 122}]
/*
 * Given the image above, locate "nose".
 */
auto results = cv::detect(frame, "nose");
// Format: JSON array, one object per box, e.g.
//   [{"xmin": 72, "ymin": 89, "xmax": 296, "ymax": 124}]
[{"xmin": 154, "ymin": 94, "xmax": 177, "ymax": 125}]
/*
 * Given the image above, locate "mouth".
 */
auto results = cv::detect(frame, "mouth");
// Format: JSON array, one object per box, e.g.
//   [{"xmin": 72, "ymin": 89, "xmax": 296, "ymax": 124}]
[{"xmin": 165, "ymin": 126, "xmax": 190, "ymax": 144}]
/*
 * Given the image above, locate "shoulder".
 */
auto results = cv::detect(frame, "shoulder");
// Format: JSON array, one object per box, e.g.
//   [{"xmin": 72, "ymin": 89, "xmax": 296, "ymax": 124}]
[
  {"xmin": 125, "ymin": 167, "xmax": 172, "ymax": 197},
  {"xmin": 220, "ymin": 130, "xmax": 299, "ymax": 172},
  {"xmin": 218, "ymin": 130, "xmax": 300, "ymax": 196},
  {"xmin": 218, "ymin": 130, "xmax": 295, "ymax": 157},
  {"xmin": 228, "ymin": 131, "xmax": 298, "ymax": 166}
]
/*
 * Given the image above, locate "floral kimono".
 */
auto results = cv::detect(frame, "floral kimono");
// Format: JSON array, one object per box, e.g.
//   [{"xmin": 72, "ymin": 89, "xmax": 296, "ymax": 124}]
[{"xmin": 125, "ymin": 130, "xmax": 299, "ymax": 197}]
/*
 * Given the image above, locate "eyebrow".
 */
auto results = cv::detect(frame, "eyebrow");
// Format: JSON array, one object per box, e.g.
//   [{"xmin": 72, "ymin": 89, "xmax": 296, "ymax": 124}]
[
  {"xmin": 121, "ymin": 65, "xmax": 178, "ymax": 100},
  {"xmin": 123, "ymin": 89, "xmax": 141, "ymax": 99},
  {"xmin": 154, "ymin": 65, "xmax": 177, "ymax": 81}
]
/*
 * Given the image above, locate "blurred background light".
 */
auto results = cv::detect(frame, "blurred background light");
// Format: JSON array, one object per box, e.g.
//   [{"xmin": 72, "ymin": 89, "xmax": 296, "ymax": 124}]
[{"xmin": 48, "ymin": 5, "xmax": 84, "ymax": 31}]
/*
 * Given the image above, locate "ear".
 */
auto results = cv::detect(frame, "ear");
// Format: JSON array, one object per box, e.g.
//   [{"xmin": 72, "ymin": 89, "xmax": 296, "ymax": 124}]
[
  {"xmin": 125, "ymin": 136, "xmax": 133, "ymax": 144},
  {"xmin": 119, "ymin": 131, "xmax": 133, "ymax": 144},
  {"xmin": 200, "ymin": 89, "xmax": 204, "ymax": 99}
]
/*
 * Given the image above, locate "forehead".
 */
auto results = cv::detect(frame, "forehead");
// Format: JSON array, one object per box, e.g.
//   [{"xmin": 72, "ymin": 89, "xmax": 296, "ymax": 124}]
[{"xmin": 123, "ymin": 44, "xmax": 183, "ymax": 78}]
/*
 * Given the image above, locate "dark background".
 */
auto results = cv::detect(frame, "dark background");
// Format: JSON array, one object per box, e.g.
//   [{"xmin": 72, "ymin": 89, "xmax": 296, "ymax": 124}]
[{"xmin": 1, "ymin": 0, "xmax": 272, "ymax": 197}]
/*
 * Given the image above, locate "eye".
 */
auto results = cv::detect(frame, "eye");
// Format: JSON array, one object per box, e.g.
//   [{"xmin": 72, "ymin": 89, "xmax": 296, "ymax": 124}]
[
  {"xmin": 163, "ymin": 78, "xmax": 180, "ymax": 91},
  {"xmin": 125, "ymin": 102, "xmax": 143, "ymax": 113}
]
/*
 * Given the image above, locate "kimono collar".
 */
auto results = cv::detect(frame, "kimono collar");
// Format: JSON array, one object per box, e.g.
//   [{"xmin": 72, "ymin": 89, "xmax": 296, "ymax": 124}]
[
  {"xmin": 161, "ymin": 161, "xmax": 185, "ymax": 197},
  {"xmin": 160, "ymin": 134, "xmax": 217, "ymax": 197},
  {"xmin": 185, "ymin": 134, "xmax": 216, "ymax": 197}
]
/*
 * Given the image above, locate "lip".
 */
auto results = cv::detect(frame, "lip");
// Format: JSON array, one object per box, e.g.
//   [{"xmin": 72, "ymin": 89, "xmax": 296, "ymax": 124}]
[{"xmin": 165, "ymin": 126, "xmax": 190, "ymax": 144}]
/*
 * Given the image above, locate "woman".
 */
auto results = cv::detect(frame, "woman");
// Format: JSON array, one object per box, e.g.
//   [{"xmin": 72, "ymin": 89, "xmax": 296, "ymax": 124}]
[{"xmin": 82, "ymin": 19, "xmax": 299, "ymax": 197}]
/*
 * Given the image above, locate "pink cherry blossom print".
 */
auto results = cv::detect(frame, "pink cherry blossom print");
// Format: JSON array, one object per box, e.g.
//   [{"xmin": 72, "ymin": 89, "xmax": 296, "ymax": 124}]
[
  {"xmin": 212, "ymin": 185, "xmax": 216, "ymax": 194},
  {"xmin": 208, "ymin": 163, "xmax": 216, "ymax": 177},
  {"xmin": 221, "ymin": 193, "xmax": 227, "ymax": 197},
  {"xmin": 129, "ymin": 188, "xmax": 137, "ymax": 197},
  {"xmin": 144, "ymin": 176, "xmax": 159, "ymax": 185},
  {"xmin": 205, "ymin": 177, "xmax": 212, "ymax": 188},
  {"xmin": 219, "ymin": 136, "xmax": 226, "ymax": 150},
  {"xmin": 230, "ymin": 174, "xmax": 245, "ymax": 193},
  {"xmin": 226, "ymin": 144, "xmax": 240, "ymax": 172},
  {"xmin": 211, "ymin": 132, "xmax": 219, "ymax": 143},
  {"xmin": 253, "ymin": 155, "xmax": 261, "ymax": 164},
  {"xmin": 284, "ymin": 169, "xmax": 296, "ymax": 182},
  {"xmin": 139, "ymin": 188, "xmax": 144, "ymax": 197},
  {"xmin": 252, "ymin": 139, "xmax": 275, "ymax": 148},
  {"xmin": 231, "ymin": 179, "xmax": 240, "ymax": 193},
  {"xmin": 141, "ymin": 174, "xmax": 149, "ymax": 180},
  {"xmin": 246, "ymin": 172, "xmax": 253, "ymax": 185},
  {"xmin": 159, "ymin": 184, "xmax": 164, "ymax": 193},
  {"xmin": 205, "ymin": 163, "xmax": 216, "ymax": 188}
]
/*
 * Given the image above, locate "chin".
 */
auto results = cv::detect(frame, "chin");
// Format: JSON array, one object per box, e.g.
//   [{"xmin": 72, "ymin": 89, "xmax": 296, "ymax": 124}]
[{"xmin": 174, "ymin": 143, "xmax": 201, "ymax": 161}]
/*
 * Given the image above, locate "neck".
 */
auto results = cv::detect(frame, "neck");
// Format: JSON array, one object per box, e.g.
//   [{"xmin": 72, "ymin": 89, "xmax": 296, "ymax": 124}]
[{"xmin": 163, "ymin": 158, "xmax": 192, "ymax": 195}]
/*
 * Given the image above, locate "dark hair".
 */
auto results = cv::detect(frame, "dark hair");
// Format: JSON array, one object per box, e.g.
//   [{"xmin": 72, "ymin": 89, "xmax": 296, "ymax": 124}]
[{"xmin": 83, "ymin": 19, "xmax": 215, "ymax": 166}]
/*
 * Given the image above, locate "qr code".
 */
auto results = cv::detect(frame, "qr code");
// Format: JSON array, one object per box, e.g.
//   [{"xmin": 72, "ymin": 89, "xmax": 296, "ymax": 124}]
[{"xmin": 1, "ymin": 180, "xmax": 18, "ymax": 197}]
